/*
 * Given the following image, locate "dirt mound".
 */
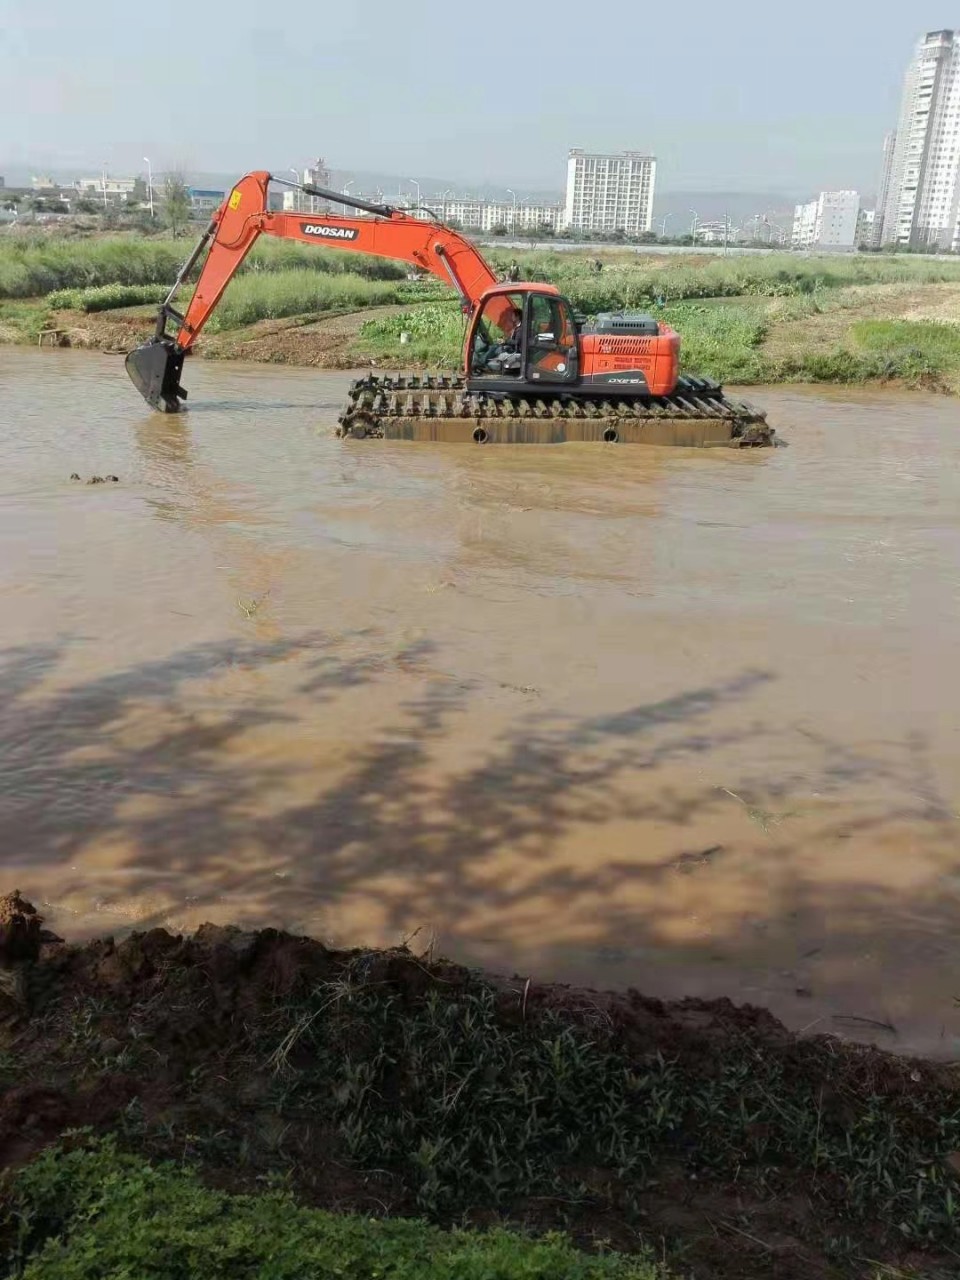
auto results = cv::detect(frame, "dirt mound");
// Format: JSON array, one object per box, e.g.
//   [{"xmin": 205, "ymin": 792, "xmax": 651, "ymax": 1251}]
[
  {"xmin": 197, "ymin": 305, "xmax": 408, "ymax": 367},
  {"xmin": 0, "ymin": 891, "xmax": 43, "ymax": 965},
  {"xmin": 0, "ymin": 908, "xmax": 957, "ymax": 1279}
]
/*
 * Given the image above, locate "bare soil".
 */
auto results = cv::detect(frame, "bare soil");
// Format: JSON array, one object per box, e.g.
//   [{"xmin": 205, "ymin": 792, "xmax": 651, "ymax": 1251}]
[
  {"xmin": 760, "ymin": 282, "xmax": 960, "ymax": 363},
  {"xmin": 1, "ymin": 892, "xmax": 958, "ymax": 1279},
  {"xmin": 45, "ymin": 303, "xmax": 408, "ymax": 368}
]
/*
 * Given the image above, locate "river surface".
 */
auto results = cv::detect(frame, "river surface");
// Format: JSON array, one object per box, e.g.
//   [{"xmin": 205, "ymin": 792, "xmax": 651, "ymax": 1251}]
[{"xmin": 3, "ymin": 348, "xmax": 960, "ymax": 1056}]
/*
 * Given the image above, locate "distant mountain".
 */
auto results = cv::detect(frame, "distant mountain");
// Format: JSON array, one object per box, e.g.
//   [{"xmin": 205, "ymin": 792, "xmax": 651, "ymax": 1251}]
[{"xmin": 652, "ymin": 191, "xmax": 802, "ymax": 231}]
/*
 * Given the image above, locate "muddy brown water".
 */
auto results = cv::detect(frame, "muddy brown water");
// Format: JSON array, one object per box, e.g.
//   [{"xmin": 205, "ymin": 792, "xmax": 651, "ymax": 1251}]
[{"xmin": 3, "ymin": 347, "xmax": 960, "ymax": 1057}]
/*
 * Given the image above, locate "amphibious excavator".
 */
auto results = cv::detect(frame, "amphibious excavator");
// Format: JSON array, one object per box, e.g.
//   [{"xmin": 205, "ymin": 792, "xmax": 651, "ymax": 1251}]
[{"xmin": 126, "ymin": 171, "xmax": 773, "ymax": 447}]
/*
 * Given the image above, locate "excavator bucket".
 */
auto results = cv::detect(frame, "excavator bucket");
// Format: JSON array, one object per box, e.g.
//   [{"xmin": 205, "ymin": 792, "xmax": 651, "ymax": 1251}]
[{"xmin": 125, "ymin": 339, "xmax": 187, "ymax": 413}]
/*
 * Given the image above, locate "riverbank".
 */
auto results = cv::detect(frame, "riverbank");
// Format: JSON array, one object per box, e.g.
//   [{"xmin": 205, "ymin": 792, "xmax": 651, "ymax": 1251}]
[
  {"xmin": 4, "ymin": 279, "xmax": 960, "ymax": 394},
  {"xmin": 1, "ymin": 892, "xmax": 958, "ymax": 1280},
  {"xmin": 2, "ymin": 236, "xmax": 960, "ymax": 391}
]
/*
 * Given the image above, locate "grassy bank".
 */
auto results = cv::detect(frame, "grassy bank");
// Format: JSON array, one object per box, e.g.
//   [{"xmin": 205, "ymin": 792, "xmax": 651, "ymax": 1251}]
[
  {"xmin": 203, "ymin": 271, "xmax": 407, "ymax": 332},
  {"xmin": 3, "ymin": 231, "xmax": 960, "ymax": 390},
  {"xmin": 485, "ymin": 246, "xmax": 960, "ymax": 310},
  {"xmin": 5, "ymin": 1140, "xmax": 663, "ymax": 1280},
  {"xmin": 0, "ymin": 234, "xmax": 409, "ymax": 300},
  {"xmin": 0, "ymin": 891, "xmax": 958, "ymax": 1279}
]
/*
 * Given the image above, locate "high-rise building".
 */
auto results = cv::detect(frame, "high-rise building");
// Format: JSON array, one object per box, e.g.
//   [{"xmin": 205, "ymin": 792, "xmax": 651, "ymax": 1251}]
[
  {"xmin": 791, "ymin": 191, "xmax": 861, "ymax": 250},
  {"xmin": 880, "ymin": 30, "xmax": 960, "ymax": 250},
  {"xmin": 872, "ymin": 131, "xmax": 897, "ymax": 245},
  {"xmin": 857, "ymin": 208, "xmax": 877, "ymax": 248},
  {"xmin": 564, "ymin": 150, "xmax": 656, "ymax": 235}
]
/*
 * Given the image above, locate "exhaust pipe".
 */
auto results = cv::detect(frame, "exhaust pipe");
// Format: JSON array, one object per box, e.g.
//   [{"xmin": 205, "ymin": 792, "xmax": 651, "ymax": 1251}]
[{"xmin": 125, "ymin": 338, "xmax": 187, "ymax": 413}]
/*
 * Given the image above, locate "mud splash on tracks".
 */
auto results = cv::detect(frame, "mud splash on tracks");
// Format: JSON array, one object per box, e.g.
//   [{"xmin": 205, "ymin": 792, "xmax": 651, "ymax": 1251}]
[{"xmin": 0, "ymin": 892, "xmax": 957, "ymax": 1280}]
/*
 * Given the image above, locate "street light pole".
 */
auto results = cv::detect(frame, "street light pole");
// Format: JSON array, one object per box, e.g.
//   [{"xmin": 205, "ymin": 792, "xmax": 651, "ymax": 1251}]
[
  {"xmin": 143, "ymin": 157, "xmax": 154, "ymax": 217},
  {"xmin": 660, "ymin": 213, "xmax": 673, "ymax": 237},
  {"xmin": 289, "ymin": 168, "xmax": 301, "ymax": 213},
  {"xmin": 689, "ymin": 209, "xmax": 699, "ymax": 246},
  {"xmin": 408, "ymin": 178, "xmax": 421, "ymax": 213},
  {"xmin": 506, "ymin": 187, "xmax": 518, "ymax": 232}
]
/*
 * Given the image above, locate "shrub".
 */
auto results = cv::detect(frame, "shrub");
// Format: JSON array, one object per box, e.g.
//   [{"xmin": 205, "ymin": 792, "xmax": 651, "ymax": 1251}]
[
  {"xmin": 5, "ymin": 1139, "xmax": 665, "ymax": 1280},
  {"xmin": 0, "ymin": 238, "xmax": 185, "ymax": 298},
  {"xmin": 46, "ymin": 282, "xmax": 168, "ymax": 312}
]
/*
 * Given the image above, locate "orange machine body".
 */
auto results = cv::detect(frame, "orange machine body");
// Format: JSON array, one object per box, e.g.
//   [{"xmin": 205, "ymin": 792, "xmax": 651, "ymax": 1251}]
[{"xmin": 579, "ymin": 325, "xmax": 680, "ymax": 398}]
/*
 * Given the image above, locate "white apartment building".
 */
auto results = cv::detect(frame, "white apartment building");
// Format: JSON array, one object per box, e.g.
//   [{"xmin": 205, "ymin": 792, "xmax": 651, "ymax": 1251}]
[
  {"xmin": 873, "ymin": 131, "xmax": 897, "ymax": 245},
  {"xmin": 564, "ymin": 150, "xmax": 656, "ymax": 235},
  {"xmin": 880, "ymin": 30, "xmax": 960, "ymax": 250},
  {"xmin": 792, "ymin": 191, "xmax": 861, "ymax": 250},
  {"xmin": 857, "ymin": 208, "xmax": 877, "ymax": 247},
  {"xmin": 792, "ymin": 200, "xmax": 819, "ymax": 248},
  {"xmin": 415, "ymin": 198, "xmax": 562, "ymax": 233}
]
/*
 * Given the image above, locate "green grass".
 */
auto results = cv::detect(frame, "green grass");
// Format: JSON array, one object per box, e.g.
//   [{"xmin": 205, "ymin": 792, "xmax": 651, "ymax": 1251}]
[
  {"xmin": 46, "ymin": 282, "xmax": 169, "ymax": 312},
  {"xmin": 4, "ymin": 1139, "xmax": 665, "ymax": 1280},
  {"xmin": 245, "ymin": 969, "xmax": 960, "ymax": 1244},
  {"xmin": 357, "ymin": 301, "xmax": 466, "ymax": 364},
  {"xmin": 205, "ymin": 271, "xmax": 406, "ymax": 332},
  {"xmin": 243, "ymin": 237, "xmax": 407, "ymax": 280},
  {"xmin": 0, "ymin": 237, "xmax": 186, "ymax": 298},
  {"xmin": 6, "ymin": 234, "xmax": 960, "ymax": 308},
  {"xmin": 663, "ymin": 301, "xmax": 769, "ymax": 381},
  {"xmin": 853, "ymin": 318, "xmax": 960, "ymax": 374},
  {"xmin": 0, "ymin": 298, "xmax": 55, "ymax": 341},
  {"xmin": 486, "ymin": 248, "xmax": 960, "ymax": 312},
  {"xmin": 0, "ymin": 234, "xmax": 410, "ymax": 301},
  {"xmin": 766, "ymin": 319, "xmax": 960, "ymax": 388}
]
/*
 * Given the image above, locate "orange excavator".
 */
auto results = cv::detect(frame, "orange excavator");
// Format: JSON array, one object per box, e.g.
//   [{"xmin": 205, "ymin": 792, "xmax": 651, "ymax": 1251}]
[{"xmin": 126, "ymin": 171, "xmax": 772, "ymax": 446}]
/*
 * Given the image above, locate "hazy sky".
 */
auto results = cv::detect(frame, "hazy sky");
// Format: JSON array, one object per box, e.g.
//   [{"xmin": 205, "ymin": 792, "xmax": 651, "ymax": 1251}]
[{"xmin": 0, "ymin": 0, "xmax": 946, "ymax": 194}]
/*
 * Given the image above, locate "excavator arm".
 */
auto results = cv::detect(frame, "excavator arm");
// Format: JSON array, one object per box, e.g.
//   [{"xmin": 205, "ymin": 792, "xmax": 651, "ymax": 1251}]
[{"xmin": 126, "ymin": 170, "xmax": 500, "ymax": 412}]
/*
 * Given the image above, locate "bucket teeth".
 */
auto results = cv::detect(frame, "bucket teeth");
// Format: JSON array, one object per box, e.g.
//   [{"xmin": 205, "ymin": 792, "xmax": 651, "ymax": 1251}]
[{"xmin": 337, "ymin": 375, "xmax": 774, "ymax": 447}]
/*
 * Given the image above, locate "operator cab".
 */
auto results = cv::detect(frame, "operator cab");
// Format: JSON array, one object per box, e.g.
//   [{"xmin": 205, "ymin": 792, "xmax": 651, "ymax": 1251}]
[{"xmin": 467, "ymin": 286, "xmax": 579, "ymax": 393}]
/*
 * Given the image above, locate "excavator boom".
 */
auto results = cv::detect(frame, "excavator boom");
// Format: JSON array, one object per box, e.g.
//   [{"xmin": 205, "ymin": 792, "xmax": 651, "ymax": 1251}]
[{"xmin": 126, "ymin": 171, "xmax": 499, "ymax": 412}]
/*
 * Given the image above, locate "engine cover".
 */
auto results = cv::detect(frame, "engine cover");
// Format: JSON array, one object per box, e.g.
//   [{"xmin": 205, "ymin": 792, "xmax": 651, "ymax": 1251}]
[{"xmin": 583, "ymin": 312, "xmax": 661, "ymax": 337}]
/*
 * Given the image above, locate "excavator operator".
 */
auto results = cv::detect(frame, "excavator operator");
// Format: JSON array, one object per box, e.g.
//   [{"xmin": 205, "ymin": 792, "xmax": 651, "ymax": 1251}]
[{"xmin": 473, "ymin": 305, "xmax": 523, "ymax": 376}]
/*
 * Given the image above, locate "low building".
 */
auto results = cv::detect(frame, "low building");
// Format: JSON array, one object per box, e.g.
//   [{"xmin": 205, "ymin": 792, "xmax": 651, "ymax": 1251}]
[
  {"xmin": 415, "ymin": 197, "xmax": 562, "ymax": 234},
  {"xmin": 856, "ymin": 208, "xmax": 877, "ymax": 248},
  {"xmin": 282, "ymin": 188, "xmax": 337, "ymax": 216},
  {"xmin": 75, "ymin": 175, "xmax": 138, "ymax": 204},
  {"xmin": 696, "ymin": 220, "xmax": 733, "ymax": 244},
  {"xmin": 189, "ymin": 188, "xmax": 225, "ymax": 218}
]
